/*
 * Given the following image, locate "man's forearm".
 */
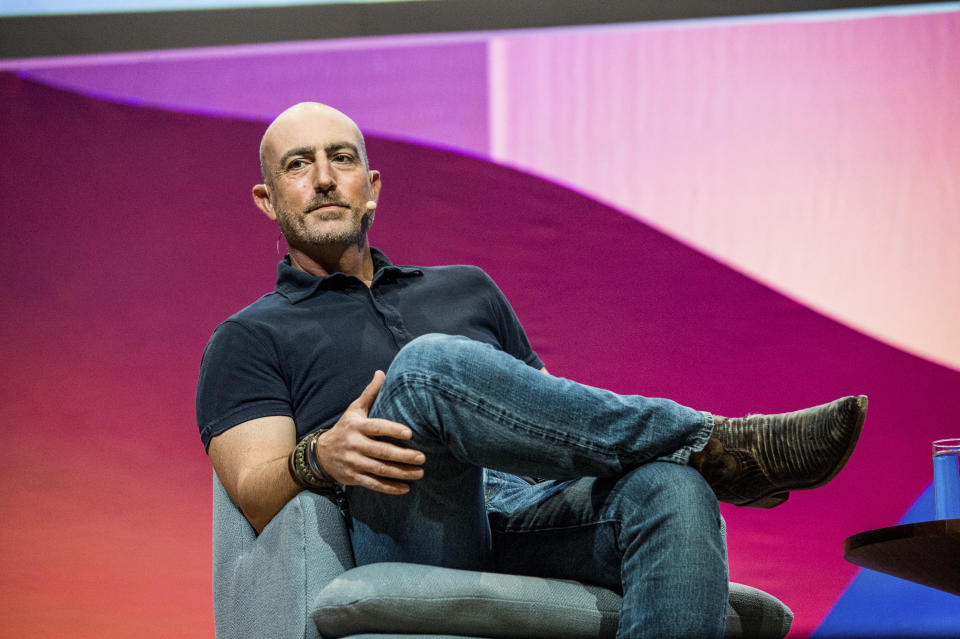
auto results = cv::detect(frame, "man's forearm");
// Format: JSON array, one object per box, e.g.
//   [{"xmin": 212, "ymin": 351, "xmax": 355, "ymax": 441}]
[
  {"xmin": 235, "ymin": 455, "xmax": 302, "ymax": 534},
  {"xmin": 208, "ymin": 415, "xmax": 301, "ymax": 534}
]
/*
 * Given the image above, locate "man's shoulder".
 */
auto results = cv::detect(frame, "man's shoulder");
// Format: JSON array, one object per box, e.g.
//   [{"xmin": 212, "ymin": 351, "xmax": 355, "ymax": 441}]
[
  {"xmin": 214, "ymin": 291, "xmax": 289, "ymax": 336},
  {"xmin": 410, "ymin": 263, "xmax": 494, "ymax": 285}
]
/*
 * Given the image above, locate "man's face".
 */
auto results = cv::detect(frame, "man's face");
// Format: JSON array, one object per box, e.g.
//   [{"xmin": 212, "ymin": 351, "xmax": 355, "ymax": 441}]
[{"xmin": 259, "ymin": 105, "xmax": 380, "ymax": 250}]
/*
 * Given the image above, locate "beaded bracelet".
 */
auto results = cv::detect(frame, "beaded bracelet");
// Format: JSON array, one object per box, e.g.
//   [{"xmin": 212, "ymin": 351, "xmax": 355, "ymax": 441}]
[{"xmin": 288, "ymin": 430, "xmax": 335, "ymax": 492}]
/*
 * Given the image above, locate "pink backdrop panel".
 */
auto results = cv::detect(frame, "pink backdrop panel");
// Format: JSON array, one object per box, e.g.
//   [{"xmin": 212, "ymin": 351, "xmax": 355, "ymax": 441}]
[{"xmin": 492, "ymin": 9, "xmax": 960, "ymax": 372}]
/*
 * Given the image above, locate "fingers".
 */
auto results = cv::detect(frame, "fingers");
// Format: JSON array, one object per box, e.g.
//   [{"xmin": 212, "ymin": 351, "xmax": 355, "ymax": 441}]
[
  {"xmin": 318, "ymin": 370, "xmax": 433, "ymax": 494},
  {"xmin": 347, "ymin": 457, "xmax": 424, "ymax": 484},
  {"xmin": 361, "ymin": 416, "xmax": 413, "ymax": 440},
  {"xmin": 318, "ymin": 422, "xmax": 425, "ymax": 493},
  {"xmin": 321, "ymin": 441, "xmax": 425, "ymax": 495},
  {"xmin": 319, "ymin": 428, "xmax": 424, "ymax": 469},
  {"xmin": 351, "ymin": 473, "xmax": 418, "ymax": 495},
  {"xmin": 336, "ymin": 451, "xmax": 424, "ymax": 494},
  {"xmin": 351, "ymin": 369, "xmax": 386, "ymax": 414},
  {"xmin": 366, "ymin": 436, "xmax": 425, "ymax": 466},
  {"xmin": 346, "ymin": 371, "xmax": 412, "ymax": 441}
]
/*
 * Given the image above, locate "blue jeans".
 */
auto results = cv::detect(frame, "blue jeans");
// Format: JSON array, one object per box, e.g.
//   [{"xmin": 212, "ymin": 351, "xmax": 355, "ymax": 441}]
[{"xmin": 345, "ymin": 334, "xmax": 728, "ymax": 638}]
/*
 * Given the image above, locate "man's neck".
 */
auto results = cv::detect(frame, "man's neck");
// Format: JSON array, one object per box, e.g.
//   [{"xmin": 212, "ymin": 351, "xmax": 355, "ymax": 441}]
[{"xmin": 287, "ymin": 240, "xmax": 375, "ymax": 286}]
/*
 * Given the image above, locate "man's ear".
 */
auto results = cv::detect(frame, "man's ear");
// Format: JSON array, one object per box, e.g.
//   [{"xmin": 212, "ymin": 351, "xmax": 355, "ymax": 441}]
[
  {"xmin": 252, "ymin": 184, "xmax": 277, "ymax": 221},
  {"xmin": 368, "ymin": 170, "xmax": 381, "ymax": 202}
]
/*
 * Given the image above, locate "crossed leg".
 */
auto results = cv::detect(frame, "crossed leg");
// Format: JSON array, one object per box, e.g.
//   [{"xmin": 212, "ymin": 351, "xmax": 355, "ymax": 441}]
[{"xmin": 345, "ymin": 334, "xmax": 725, "ymax": 637}]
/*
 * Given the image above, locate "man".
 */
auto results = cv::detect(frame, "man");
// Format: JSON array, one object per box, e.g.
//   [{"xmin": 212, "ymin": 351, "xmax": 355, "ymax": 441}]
[{"xmin": 196, "ymin": 102, "xmax": 866, "ymax": 638}]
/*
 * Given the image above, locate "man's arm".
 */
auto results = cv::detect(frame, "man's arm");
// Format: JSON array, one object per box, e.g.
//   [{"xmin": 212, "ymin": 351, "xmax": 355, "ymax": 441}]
[
  {"xmin": 209, "ymin": 371, "xmax": 426, "ymax": 533},
  {"xmin": 209, "ymin": 415, "xmax": 300, "ymax": 534}
]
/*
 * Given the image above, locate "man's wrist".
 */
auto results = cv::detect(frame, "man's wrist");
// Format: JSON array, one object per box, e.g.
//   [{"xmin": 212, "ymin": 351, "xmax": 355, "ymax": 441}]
[{"xmin": 288, "ymin": 430, "xmax": 335, "ymax": 492}]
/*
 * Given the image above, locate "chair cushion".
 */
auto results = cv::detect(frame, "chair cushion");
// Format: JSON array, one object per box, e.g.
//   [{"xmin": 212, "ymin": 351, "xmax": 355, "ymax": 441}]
[
  {"xmin": 341, "ymin": 636, "xmax": 477, "ymax": 639},
  {"xmin": 314, "ymin": 563, "xmax": 793, "ymax": 639},
  {"xmin": 312, "ymin": 562, "xmax": 621, "ymax": 639}
]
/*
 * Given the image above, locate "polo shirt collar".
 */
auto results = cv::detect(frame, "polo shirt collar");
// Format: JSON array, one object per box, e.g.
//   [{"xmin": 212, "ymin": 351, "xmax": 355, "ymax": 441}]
[{"xmin": 275, "ymin": 247, "xmax": 422, "ymax": 303}]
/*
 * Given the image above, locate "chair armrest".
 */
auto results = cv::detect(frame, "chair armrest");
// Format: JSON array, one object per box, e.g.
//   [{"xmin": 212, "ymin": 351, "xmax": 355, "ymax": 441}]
[
  {"xmin": 213, "ymin": 475, "xmax": 355, "ymax": 639},
  {"xmin": 725, "ymin": 583, "xmax": 793, "ymax": 639}
]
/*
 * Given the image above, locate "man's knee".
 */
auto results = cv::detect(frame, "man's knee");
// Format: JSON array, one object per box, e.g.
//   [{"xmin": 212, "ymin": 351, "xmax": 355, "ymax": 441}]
[
  {"xmin": 389, "ymin": 333, "xmax": 463, "ymax": 377},
  {"xmin": 374, "ymin": 334, "xmax": 469, "ymax": 434},
  {"xmin": 617, "ymin": 462, "xmax": 722, "ymax": 533},
  {"xmin": 404, "ymin": 332, "xmax": 461, "ymax": 353}
]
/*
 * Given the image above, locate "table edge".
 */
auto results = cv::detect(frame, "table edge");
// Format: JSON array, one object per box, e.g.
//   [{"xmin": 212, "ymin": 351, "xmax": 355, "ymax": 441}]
[{"xmin": 843, "ymin": 518, "xmax": 960, "ymax": 556}]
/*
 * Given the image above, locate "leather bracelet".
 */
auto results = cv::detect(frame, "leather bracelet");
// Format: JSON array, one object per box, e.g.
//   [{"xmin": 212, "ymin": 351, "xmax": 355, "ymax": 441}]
[
  {"xmin": 288, "ymin": 430, "xmax": 335, "ymax": 492},
  {"xmin": 307, "ymin": 435, "xmax": 326, "ymax": 479}
]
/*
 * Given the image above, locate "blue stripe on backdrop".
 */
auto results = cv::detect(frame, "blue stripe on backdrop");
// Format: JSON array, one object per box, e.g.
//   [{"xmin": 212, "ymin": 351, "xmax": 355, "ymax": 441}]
[{"xmin": 813, "ymin": 484, "xmax": 960, "ymax": 638}]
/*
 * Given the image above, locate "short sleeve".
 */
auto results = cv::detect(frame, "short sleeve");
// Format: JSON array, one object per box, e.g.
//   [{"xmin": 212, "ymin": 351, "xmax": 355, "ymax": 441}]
[
  {"xmin": 480, "ymin": 272, "xmax": 543, "ymax": 370},
  {"xmin": 195, "ymin": 320, "xmax": 294, "ymax": 451}
]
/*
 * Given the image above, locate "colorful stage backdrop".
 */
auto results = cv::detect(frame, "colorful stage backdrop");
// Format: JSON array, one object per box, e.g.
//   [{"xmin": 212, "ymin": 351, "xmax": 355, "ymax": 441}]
[{"xmin": 1, "ymin": 5, "xmax": 958, "ymax": 637}]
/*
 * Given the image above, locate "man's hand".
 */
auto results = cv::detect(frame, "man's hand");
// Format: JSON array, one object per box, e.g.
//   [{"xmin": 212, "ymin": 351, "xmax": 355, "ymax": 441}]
[{"xmin": 315, "ymin": 370, "xmax": 426, "ymax": 494}]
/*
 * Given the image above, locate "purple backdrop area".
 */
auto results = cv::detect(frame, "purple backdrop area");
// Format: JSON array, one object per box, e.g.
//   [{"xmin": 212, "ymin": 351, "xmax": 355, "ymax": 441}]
[
  {"xmin": 16, "ymin": 38, "xmax": 491, "ymax": 154},
  {"xmin": 1, "ymin": 72, "xmax": 958, "ymax": 636}
]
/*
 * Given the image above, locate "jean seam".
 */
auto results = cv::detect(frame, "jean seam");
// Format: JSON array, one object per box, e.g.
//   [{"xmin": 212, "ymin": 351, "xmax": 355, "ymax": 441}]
[
  {"xmin": 493, "ymin": 517, "xmax": 621, "ymax": 535},
  {"xmin": 390, "ymin": 371, "xmax": 658, "ymax": 464}
]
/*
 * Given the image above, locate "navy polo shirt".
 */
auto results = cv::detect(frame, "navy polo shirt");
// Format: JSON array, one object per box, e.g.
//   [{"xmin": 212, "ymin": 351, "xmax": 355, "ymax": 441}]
[{"xmin": 196, "ymin": 248, "xmax": 542, "ymax": 450}]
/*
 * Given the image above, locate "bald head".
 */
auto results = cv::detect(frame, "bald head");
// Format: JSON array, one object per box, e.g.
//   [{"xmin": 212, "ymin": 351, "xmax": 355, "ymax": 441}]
[{"xmin": 259, "ymin": 102, "xmax": 369, "ymax": 185}]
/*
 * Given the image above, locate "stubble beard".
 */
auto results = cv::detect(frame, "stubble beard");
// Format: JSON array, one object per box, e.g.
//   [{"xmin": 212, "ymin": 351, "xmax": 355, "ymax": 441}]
[{"xmin": 275, "ymin": 200, "xmax": 374, "ymax": 251}]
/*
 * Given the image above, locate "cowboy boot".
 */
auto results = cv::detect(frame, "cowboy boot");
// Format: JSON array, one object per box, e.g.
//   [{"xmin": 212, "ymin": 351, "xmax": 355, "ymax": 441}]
[{"xmin": 691, "ymin": 395, "xmax": 867, "ymax": 508}]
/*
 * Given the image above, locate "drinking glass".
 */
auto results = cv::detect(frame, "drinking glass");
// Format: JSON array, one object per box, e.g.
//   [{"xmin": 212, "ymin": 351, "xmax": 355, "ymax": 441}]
[{"xmin": 932, "ymin": 438, "xmax": 960, "ymax": 520}]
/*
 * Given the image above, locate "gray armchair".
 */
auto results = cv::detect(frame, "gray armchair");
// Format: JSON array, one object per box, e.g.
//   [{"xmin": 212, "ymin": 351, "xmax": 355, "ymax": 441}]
[{"xmin": 212, "ymin": 475, "xmax": 793, "ymax": 639}]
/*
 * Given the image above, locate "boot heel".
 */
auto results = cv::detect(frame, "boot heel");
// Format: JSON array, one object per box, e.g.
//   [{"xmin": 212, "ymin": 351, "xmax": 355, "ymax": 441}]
[{"xmin": 743, "ymin": 492, "xmax": 789, "ymax": 508}]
